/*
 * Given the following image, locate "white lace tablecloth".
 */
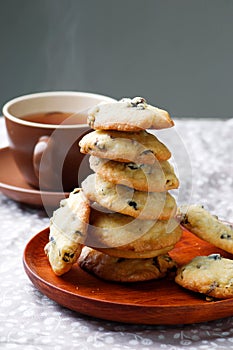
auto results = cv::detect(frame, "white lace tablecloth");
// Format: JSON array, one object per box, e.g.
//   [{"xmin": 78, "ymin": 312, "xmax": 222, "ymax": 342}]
[{"xmin": 0, "ymin": 117, "xmax": 233, "ymax": 350}]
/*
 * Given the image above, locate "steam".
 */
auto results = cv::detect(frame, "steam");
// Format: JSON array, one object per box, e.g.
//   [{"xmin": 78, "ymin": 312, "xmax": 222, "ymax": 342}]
[{"xmin": 44, "ymin": 1, "xmax": 85, "ymax": 89}]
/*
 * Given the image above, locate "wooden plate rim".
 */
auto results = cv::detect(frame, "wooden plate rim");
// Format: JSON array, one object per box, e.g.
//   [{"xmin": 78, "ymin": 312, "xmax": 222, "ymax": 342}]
[{"xmin": 23, "ymin": 226, "xmax": 233, "ymax": 324}]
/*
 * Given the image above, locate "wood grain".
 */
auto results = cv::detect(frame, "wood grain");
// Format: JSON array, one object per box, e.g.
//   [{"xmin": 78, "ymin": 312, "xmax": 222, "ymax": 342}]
[{"xmin": 23, "ymin": 226, "xmax": 233, "ymax": 325}]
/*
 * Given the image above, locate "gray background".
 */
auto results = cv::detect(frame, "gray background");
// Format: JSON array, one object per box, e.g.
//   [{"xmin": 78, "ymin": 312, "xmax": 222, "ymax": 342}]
[{"xmin": 1, "ymin": 0, "xmax": 233, "ymax": 118}]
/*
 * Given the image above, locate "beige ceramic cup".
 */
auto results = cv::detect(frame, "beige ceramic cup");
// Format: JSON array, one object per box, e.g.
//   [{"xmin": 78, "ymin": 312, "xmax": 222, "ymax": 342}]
[{"xmin": 3, "ymin": 91, "xmax": 115, "ymax": 192}]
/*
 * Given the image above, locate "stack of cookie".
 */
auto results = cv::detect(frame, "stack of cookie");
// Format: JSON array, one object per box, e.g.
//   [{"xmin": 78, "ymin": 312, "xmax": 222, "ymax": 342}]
[
  {"xmin": 45, "ymin": 97, "xmax": 182, "ymax": 282},
  {"xmin": 78, "ymin": 97, "xmax": 182, "ymax": 282},
  {"xmin": 44, "ymin": 98, "xmax": 233, "ymax": 298}
]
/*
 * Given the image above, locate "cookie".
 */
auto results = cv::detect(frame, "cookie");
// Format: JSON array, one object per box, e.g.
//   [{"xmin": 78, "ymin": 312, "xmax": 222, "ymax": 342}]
[
  {"xmin": 87, "ymin": 97, "xmax": 174, "ymax": 131},
  {"xmin": 79, "ymin": 129, "xmax": 171, "ymax": 164},
  {"xmin": 85, "ymin": 210, "xmax": 182, "ymax": 258},
  {"xmin": 79, "ymin": 247, "xmax": 177, "ymax": 282},
  {"xmin": 175, "ymin": 254, "xmax": 233, "ymax": 299},
  {"xmin": 89, "ymin": 156, "xmax": 179, "ymax": 192},
  {"xmin": 94, "ymin": 245, "xmax": 175, "ymax": 259},
  {"xmin": 82, "ymin": 174, "xmax": 177, "ymax": 220},
  {"xmin": 44, "ymin": 188, "xmax": 90, "ymax": 276},
  {"xmin": 177, "ymin": 205, "xmax": 233, "ymax": 254}
]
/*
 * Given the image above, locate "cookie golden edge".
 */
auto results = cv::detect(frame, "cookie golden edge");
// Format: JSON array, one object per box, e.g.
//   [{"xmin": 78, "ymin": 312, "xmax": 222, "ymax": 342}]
[
  {"xmin": 89, "ymin": 156, "xmax": 179, "ymax": 192},
  {"xmin": 82, "ymin": 173, "xmax": 177, "ymax": 221},
  {"xmin": 79, "ymin": 246, "xmax": 177, "ymax": 282},
  {"xmin": 85, "ymin": 209, "xmax": 182, "ymax": 256},
  {"xmin": 79, "ymin": 129, "xmax": 171, "ymax": 164},
  {"xmin": 87, "ymin": 97, "xmax": 174, "ymax": 131},
  {"xmin": 44, "ymin": 188, "xmax": 91, "ymax": 276},
  {"xmin": 177, "ymin": 204, "xmax": 233, "ymax": 254},
  {"xmin": 175, "ymin": 254, "xmax": 233, "ymax": 299}
]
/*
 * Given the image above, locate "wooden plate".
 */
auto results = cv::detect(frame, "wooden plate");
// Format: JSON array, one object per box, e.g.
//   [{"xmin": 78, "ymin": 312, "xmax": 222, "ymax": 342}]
[
  {"xmin": 23, "ymin": 226, "xmax": 233, "ymax": 325},
  {"xmin": 0, "ymin": 147, "xmax": 69, "ymax": 208}
]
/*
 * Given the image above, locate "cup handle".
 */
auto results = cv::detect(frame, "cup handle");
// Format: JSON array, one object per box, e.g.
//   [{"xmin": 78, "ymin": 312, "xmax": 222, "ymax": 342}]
[{"xmin": 33, "ymin": 136, "xmax": 50, "ymax": 179}]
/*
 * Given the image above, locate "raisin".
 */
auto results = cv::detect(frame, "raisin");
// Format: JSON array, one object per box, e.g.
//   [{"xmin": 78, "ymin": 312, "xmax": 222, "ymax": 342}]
[
  {"xmin": 208, "ymin": 254, "xmax": 221, "ymax": 260},
  {"xmin": 220, "ymin": 233, "xmax": 232, "ymax": 239},
  {"xmin": 75, "ymin": 230, "xmax": 84, "ymax": 237},
  {"xmin": 152, "ymin": 257, "xmax": 161, "ymax": 272},
  {"xmin": 62, "ymin": 252, "xmax": 75, "ymax": 262},
  {"xmin": 94, "ymin": 141, "xmax": 106, "ymax": 150},
  {"xmin": 131, "ymin": 97, "xmax": 146, "ymax": 107},
  {"xmin": 182, "ymin": 216, "xmax": 190, "ymax": 225},
  {"xmin": 87, "ymin": 115, "xmax": 95, "ymax": 126},
  {"xmin": 60, "ymin": 199, "xmax": 67, "ymax": 207},
  {"xmin": 127, "ymin": 200, "xmax": 138, "ymax": 210},
  {"xmin": 140, "ymin": 149, "xmax": 153, "ymax": 155},
  {"xmin": 163, "ymin": 255, "xmax": 172, "ymax": 262},
  {"xmin": 49, "ymin": 236, "xmax": 55, "ymax": 243},
  {"xmin": 206, "ymin": 281, "xmax": 218, "ymax": 294},
  {"xmin": 127, "ymin": 163, "xmax": 139, "ymax": 170}
]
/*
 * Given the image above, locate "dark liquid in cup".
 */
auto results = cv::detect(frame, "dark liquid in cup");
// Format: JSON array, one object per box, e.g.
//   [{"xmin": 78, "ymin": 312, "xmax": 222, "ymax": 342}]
[{"xmin": 21, "ymin": 111, "xmax": 87, "ymax": 125}]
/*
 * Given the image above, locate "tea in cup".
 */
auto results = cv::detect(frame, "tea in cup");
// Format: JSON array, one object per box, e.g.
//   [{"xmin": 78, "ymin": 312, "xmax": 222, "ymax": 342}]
[{"xmin": 3, "ymin": 91, "xmax": 115, "ymax": 192}]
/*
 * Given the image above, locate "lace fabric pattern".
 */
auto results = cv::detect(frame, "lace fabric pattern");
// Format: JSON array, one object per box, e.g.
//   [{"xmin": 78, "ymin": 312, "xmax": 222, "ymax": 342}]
[{"xmin": 0, "ymin": 117, "xmax": 233, "ymax": 350}]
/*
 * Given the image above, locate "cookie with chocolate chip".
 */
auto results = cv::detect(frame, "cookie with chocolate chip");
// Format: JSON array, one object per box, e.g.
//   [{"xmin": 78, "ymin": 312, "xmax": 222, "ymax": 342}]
[
  {"xmin": 89, "ymin": 156, "xmax": 179, "ymax": 193},
  {"xmin": 79, "ymin": 247, "xmax": 177, "ymax": 282},
  {"xmin": 79, "ymin": 129, "xmax": 171, "ymax": 164},
  {"xmin": 82, "ymin": 174, "xmax": 177, "ymax": 220},
  {"xmin": 175, "ymin": 254, "xmax": 233, "ymax": 299},
  {"xmin": 87, "ymin": 97, "xmax": 174, "ymax": 131},
  {"xmin": 177, "ymin": 205, "xmax": 233, "ymax": 254},
  {"xmin": 44, "ymin": 188, "xmax": 90, "ymax": 276}
]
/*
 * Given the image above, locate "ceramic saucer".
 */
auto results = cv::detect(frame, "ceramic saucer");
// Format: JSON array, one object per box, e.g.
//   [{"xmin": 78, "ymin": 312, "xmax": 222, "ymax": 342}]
[{"xmin": 0, "ymin": 147, "xmax": 69, "ymax": 208}]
